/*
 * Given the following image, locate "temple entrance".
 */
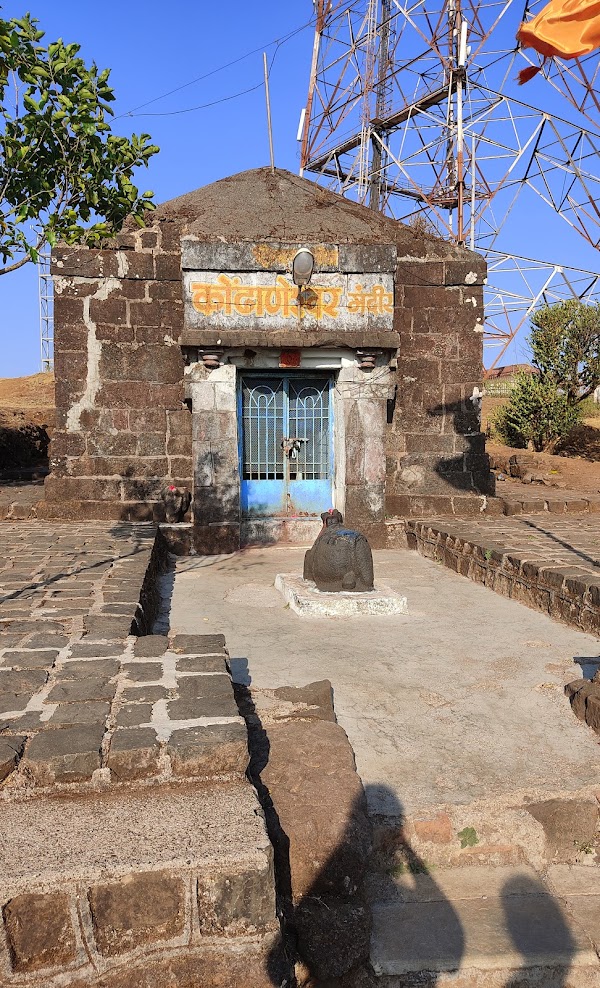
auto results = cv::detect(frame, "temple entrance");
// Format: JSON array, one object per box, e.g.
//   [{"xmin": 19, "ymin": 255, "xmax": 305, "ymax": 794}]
[{"xmin": 239, "ymin": 373, "xmax": 333, "ymax": 519}]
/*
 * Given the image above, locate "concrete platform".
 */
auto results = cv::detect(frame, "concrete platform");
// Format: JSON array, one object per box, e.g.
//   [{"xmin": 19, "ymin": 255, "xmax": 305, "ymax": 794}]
[
  {"xmin": 164, "ymin": 547, "xmax": 600, "ymax": 824},
  {"xmin": 274, "ymin": 573, "xmax": 408, "ymax": 617}
]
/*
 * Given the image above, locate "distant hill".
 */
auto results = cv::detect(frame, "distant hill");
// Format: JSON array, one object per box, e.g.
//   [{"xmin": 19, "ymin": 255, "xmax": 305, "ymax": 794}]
[{"xmin": 0, "ymin": 372, "xmax": 55, "ymax": 409}]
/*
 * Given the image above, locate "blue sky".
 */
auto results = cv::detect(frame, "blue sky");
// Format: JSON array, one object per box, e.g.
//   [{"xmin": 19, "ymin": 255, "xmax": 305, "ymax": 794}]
[
  {"xmin": 0, "ymin": 1, "xmax": 599, "ymax": 376},
  {"xmin": 0, "ymin": 0, "xmax": 314, "ymax": 376}
]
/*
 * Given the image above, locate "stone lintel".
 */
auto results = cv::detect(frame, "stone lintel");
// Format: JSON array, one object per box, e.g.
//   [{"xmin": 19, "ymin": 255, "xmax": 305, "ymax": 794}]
[
  {"xmin": 181, "ymin": 239, "xmax": 341, "ymax": 273},
  {"xmin": 339, "ymin": 244, "xmax": 397, "ymax": 273},
  {"xmin": 179, "ymin": 328, "xmax": 401, "ymax": 350}
]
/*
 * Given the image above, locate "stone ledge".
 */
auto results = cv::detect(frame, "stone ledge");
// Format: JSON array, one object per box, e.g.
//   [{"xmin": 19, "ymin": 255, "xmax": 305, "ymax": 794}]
[
  {"xmin": 275, "ymin": 573, "xmax": 408, "ymax": 617},
  {"xmin": 0, "ymin": 780, "xmax": 272, "ymax": 898},
  {"xmin": 370, "ymin": 864, "xmax": 600, "ymax": 979},
  {"xmin": 0, "ymin": 783, "xmax": 278, "ymax": 985},
  {"xmin": 404, "ymin": 517, "xmax": 600, "ymax": 637},
  {"xmin": 566, "ymin": 679, "xmax": 600, "ymax": 737},
  {"xmin": 240, "ymin": 682, "xmax": 373, "ymax": 984},
  {"xmin": 385, "ymin": 492, "xmax": 600, "ymax": 526}
]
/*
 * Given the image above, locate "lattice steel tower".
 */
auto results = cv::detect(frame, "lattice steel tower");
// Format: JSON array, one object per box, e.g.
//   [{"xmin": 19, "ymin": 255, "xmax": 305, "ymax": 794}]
[
  {"xmin": 300, "ymin": 0, "xmax": 600, "ymax": 368},
  {"xmin": 38, "ymin": 249, "xmax": 54, "ymax": 372}
]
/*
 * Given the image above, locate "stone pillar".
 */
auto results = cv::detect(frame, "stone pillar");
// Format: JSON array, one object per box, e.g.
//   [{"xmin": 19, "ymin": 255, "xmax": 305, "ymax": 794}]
[
  {"xmin": 334, "ymin": 364, "xmax": 391, "ymax": 542},
  {"xmin": 188, "ymin": 363, "xmax": 241, "ymax": 554}
]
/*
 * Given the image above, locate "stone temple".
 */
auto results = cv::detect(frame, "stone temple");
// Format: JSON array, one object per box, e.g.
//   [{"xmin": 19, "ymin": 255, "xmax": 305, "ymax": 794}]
[{"xmin": 45, "ymin": 167, "xmax": 492, "ymax": 551}]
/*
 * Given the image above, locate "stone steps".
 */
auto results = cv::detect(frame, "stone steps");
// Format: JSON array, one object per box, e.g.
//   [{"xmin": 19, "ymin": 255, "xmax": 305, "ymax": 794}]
[
  {"xmin": 0, "ymin": 781, "xmax": 280, "ymax": 987},
  {"xmin": 369, "ymin": 864, "xmax": 600, "ymax": 986}
]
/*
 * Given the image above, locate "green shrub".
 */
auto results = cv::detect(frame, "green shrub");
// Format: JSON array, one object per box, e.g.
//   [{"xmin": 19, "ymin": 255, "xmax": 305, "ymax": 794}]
[{"xmin": 492, "ymin": 372, "xmax": 580, "ymax": 452}]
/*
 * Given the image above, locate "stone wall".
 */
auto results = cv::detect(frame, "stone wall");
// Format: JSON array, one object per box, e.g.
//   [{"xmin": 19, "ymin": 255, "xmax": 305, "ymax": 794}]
[
  {"xmin": 387, "ymin": 252, "xmax": 493, "ymax": 516},
  {"xmin": 44, "ymin": 176, "xmax": 492, "ymax": 531},
  {"xmin": 405, "ymin": 517, "xmax": 600, "ymax": 635},
  {"xmin": 44, "ymin": 226, "xmax": 192, "ymax": 522}
]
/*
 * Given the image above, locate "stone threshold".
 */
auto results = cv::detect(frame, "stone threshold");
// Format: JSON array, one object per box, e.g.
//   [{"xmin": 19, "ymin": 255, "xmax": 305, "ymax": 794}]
[
  {"xmin": 404, "ymin": 518, "xmax": 600, "ymax": 637},
  {"xmin": 370, "ymin": 863, "xmax": 600, "ymax": 985}
]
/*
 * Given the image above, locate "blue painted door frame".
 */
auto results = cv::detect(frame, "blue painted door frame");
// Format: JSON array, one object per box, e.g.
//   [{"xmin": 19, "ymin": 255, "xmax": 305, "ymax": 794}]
[{"xmin": 239, "ymin": 373, "xmax": 334, "ymax": 518}]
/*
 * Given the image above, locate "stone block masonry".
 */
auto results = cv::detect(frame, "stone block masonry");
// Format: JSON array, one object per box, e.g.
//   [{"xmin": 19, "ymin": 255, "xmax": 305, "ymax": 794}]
[
  {"xmin": 0, "ymin": 785, "xmax": 279, "ymax": 987},
  {"xmin": 0, "ymin": 526, "xmax": 248, "ymax": 788},
  {"xmin": 405, "ymin": 515, "xmax": 600, "ymax": 637},
  {"xmin": 45, "ymin": 168, "xmax": 493, "ymax": 539},
  {"xmin": 388, "ymin": 252, "xmax": 493, "ymax": 504},
  {"xmin": 0, "ymin": 522, "xmax": 283, "ymax": 987},
  {"xmin": 47, "ymin": 226, "xmax": 193, "ymax": 524}
]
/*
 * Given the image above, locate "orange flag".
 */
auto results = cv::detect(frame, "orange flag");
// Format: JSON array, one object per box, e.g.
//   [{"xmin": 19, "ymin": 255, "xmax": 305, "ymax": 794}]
[{"xmin": 517, "ymin": 0, "xmax": 600, "ymax": 83}]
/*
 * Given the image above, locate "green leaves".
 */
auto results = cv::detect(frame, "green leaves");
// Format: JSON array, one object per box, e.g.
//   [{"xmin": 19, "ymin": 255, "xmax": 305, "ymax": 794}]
[
  {"xmin": 492, "ymin": 300, "xmax": 600, "ymax": 452},
  {"xmin": 457, "ymin": 827, "xmax": 479, "ymax": 849},
  {"xmin": 493, "ymin": 371, "xmax": 580, "ymax": 452},
  {"xmin": 0, "ymin": 12, "xmax": 159, "ymax": 275},
  {"xmin": 530, "ymin": 299, "xmax": 600, "ymax": 404}
]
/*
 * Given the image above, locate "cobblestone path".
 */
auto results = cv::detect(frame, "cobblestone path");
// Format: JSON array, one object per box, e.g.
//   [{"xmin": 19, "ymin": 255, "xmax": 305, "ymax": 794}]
[{"xmin": 0, "ymin": 523, "xmax": 245, "ymax": 789}]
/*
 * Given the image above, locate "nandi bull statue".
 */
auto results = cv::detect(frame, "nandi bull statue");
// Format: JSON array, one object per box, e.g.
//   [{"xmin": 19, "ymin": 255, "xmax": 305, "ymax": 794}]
[{"xmin": 303, "ymin": 509, "xmax": 375, "ymax": 592}]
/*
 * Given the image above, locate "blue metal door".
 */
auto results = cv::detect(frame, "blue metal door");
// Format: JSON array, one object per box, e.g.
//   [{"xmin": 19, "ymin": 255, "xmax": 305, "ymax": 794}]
[{"xmin": 240, "ymin": 375, "xmax": 332, "ymax": 518}]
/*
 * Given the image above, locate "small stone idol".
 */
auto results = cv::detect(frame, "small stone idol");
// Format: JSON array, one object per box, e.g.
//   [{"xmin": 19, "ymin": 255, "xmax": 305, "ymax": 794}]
[{"xmin": 162, "ymin": 486, "xmax": 191, "ymax": 524}]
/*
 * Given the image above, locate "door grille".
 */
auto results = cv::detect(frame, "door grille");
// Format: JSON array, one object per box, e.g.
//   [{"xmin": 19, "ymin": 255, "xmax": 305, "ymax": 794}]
[
  {"xmin": 242, "ymin": 377, "xmax": 285, "ymax": 480},
  {"xmin": 289, "ymin": 379, "xmax": 329, "ymax": 480},
  {"xmin": 241, "ymin": 376, "xmax": 330, "ymax": 482}
]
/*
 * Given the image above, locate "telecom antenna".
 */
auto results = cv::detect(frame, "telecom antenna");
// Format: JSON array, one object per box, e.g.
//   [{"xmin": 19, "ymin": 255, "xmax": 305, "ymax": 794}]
[
  {"xmin": 38, "ymin": 249, "xmax": 54, "ymax": 372},
  {"xmin": 300, "ymin": 0, "xmax": 600, "ymax": 369}
]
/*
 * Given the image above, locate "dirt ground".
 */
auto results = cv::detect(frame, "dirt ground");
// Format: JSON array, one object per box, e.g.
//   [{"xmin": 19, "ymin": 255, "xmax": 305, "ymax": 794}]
[
  {"xmin": 483, "ymin": 396, "xmax": 600, "ymax": 495},
  {"xmin": 0, "ymin": 372, "xmax": 55, "ymax": 431},
  {"xmin": 0, "ymin": 371, "xmax": 55, "ymax": 409},
  {"xmin": 0, "ymin": 372, "xmax": 54, "ymax": 423}
]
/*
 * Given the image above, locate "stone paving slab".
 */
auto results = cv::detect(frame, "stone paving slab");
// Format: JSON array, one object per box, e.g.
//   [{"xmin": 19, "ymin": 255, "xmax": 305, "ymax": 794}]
[
  {"xmin": 166, "ymin": 547, "xmax": 600, "ymax": 843},
  {"xmin": 371, "ymin": 864, "xmax": 600, "ymax": 979},
  {"xmin": 0, "ymin": 525, "xmax": 246, "ymax": 791}
]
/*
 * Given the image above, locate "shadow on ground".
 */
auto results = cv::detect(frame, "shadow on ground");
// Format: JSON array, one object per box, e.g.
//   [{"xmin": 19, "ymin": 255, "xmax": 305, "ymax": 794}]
[{"xmin": 236, "ymin": 697, "xmax": 579, "ymax": 987}]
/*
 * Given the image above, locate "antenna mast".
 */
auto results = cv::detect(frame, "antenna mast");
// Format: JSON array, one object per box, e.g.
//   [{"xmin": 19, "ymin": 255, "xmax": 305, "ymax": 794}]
[{"xmin": 301, "ymin": 0, "xmax": 600, "ymax": 368}]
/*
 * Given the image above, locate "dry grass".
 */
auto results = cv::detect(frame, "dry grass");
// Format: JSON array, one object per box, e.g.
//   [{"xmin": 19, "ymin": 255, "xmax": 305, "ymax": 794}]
[{"xmin": 0, "ymin": 372, "xmax": 55, "ymax": 409}]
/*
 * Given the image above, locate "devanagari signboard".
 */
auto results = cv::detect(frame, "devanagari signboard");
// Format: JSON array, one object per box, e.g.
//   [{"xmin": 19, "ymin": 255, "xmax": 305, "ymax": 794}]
[{"xmin": 183, "ymin": 270, "xmax": 394, "ymax": 332}]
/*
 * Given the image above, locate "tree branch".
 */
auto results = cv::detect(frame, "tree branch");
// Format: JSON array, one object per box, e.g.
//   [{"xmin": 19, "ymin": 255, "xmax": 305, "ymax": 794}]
[{"xmin": 0, "ymin": 254, "xmax": 35, "ymax": 275}]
